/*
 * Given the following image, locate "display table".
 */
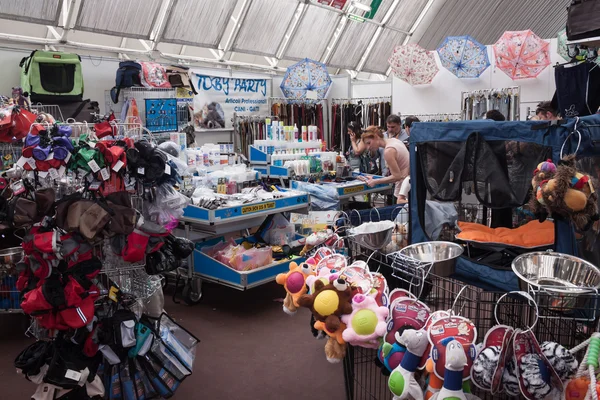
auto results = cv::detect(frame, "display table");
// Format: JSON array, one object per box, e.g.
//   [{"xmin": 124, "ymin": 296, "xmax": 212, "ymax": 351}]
[
  {"xmin": 290, "ymin": 173, "xmax": 392, "ymax": 207},
  {"xmin": 176, "ymin": 190, "xmax": 310, "ymax": 303}
]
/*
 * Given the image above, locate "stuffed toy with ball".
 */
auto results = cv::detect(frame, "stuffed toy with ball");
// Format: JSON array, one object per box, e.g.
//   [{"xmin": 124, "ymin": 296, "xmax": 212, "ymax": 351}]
[
  {"xmin": 530, "ymin": 156, "xmax": 599, "ymax": 231},
  {"xmin": 276, "ymin": 262, "xmax": 314, "ymax": 315}
]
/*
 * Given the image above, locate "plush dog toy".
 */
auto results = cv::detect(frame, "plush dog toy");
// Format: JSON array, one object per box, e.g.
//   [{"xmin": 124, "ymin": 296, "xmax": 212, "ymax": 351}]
[
  {"xmin": 388, "ymin": 329, "xmax": 429, "ymax": 400},
  {"xmin": 341, "ymin": 293, "xmax": 388, "ymax": 348},
  {"xmin": 530, "ymin": 156, "xmax": 599, "ymax": 231},
  {"xmin": 276, "ymin": 262, "xmax": 314, "ymax": 315},
  {"xmin": 431, "ymin": 340, "xmax": 481, "ymax": 400},
  {"xmin": 298, "ymin": 278, "xmax": 353, "ymax": 334},
  {"xmin": 300, "ymin": 278, "xmax": 353, "ymax": 363}
]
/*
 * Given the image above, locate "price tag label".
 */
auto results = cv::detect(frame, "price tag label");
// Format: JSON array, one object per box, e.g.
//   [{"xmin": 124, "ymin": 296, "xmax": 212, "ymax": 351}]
[
  {"xmin": 64, "ymin": 152, "xmax": 71, "ymax": 163},
  {"xmin": 65, "ymin": 369, "xmax": 81, "ymax": 382},
  {"xmin": 11, "ymin": 180, "xmax": 25, "ymax": 195},
  {"xmin": 27, "ymin": 158, "xmax": 37, "ymax": 169},
  {"xmin": 112, "ymin": 160, "xmax": 124, "ymax": 172},
  {"xmin": 38, "ymin": 171, "xmax": 48, "ymax": 178},
  {"xmin": 49, "ymin": 168, "xmax": 59, "ymax": 179},
  {"xmin": 88, "ymin": 180, "xmax": 101, "ymax": 191},
  {"xmin": 88, "ymin": 159, "xmax": 100, "ymax": 173},
  {"xmin": 46, "ymin": 152, "xmax": 54, "ymax": 161},
  {"xmin": 100, "ymin": 168, "xmax": 110, "ymax": 181},
  {"xmin": 137, "ymin": 167, "xmax": 145, "ymax": 175},
  {"xmin": 16, "ymin": 156, "xmax": 29, "ymax": 168},
  {"xmin": 58, "ymin": 166, "xmax": 66, "ymax": 177},
  {"xmin": 88, "ymin": 141, "xmax": 96, "ymax": 148},
  {"xmin": 165, "ymin": 164, "xmax": 171, "ymax": 175}
]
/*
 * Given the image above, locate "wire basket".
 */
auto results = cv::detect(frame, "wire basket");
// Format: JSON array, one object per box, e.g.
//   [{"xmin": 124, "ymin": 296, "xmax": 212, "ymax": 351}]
[
  {"xmin": 343, "ymin": 271, "xmax": 600, "ymax": 400},
  {"xmin": 30, "ymin": 104, "xmax": 64, "ymax": 121}
]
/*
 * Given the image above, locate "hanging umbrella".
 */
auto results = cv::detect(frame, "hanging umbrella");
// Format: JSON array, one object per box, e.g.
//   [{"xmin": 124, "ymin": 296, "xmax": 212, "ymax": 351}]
[
  {"xmin": 557, "ymin": 28, "xmax": 593, "ymax": 63},
  {"xmin": 493, "ymin": 30, "xmax": 551, "ymax": 80},
  {"xmin": 280, "ymin": 58, "xmax": 332, "ymax": 101},
  {"xmin": 437, "ymin": 36, "xmax": 490, "ymax": 78},
  {"xmin": 388, "ymin": 44, "xmax": 439, "ymax": 86}
]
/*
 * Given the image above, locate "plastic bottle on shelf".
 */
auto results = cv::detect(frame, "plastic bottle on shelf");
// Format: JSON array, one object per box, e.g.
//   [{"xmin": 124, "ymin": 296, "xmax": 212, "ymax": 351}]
[
  {"xmin": 302, "ymin": 126, "xmax": 308, "ymax": 142},
  {"xmin": 186, "ymin": 149, "xmax": 197, "ymax": 168},
  {"xmin": 293, "ymin": 125, "xmax": 299, "ymax": 142}
]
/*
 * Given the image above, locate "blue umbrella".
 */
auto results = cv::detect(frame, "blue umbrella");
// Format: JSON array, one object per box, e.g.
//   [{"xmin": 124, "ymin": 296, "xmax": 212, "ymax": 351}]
[
  {"xmin": 280, "ymin": 58, "xmax": 332, "ymax": 102},
  {"xmin": 437, "ymin": 36, "xmax": 490, "ymax": 78}
]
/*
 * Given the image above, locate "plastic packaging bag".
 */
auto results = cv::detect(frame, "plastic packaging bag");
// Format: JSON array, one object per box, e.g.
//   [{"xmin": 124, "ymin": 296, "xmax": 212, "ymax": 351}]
[
  {"xmin": 229, "ymin": 246, "xmax": 273, "ymax": 271},
  {"xmin": 262, "ymin": 214, "xmax": 295, "ymax": 245}
]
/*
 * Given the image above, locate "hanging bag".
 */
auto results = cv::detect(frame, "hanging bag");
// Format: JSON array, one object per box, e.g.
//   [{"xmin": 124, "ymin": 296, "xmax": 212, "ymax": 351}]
[{"xmin": 566, "ymin": 0, "xmax": 600, "ymax": 40}]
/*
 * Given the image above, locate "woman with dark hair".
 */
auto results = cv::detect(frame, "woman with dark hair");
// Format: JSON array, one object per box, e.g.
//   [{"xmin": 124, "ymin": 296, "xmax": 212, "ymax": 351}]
[
  {"xmin": 535, "ymin": 101, "xmax": 560, "ymax": 121},
  {"xmin": 348, "ymin": 121, "xmax": 382, "ymax": 174},
  {"xmin": 485, "ymin": 110, "xmax": 506, "ymax": 121},
  {"xmin": 346, "ymin": 121, "xmax": 364, "ymax": 171}
]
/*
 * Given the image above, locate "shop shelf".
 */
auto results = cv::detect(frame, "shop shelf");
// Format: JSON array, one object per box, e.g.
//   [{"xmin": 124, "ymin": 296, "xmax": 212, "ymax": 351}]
[{"xmin": 192, "ymin": 235, "xmax": 306, "ymax": 290}]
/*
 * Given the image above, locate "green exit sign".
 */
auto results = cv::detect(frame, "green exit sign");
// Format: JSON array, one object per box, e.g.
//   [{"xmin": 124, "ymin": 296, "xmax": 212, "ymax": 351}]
[
  {"xmin": 364, "ymin": 0, "xmax": 382, "ymax": 20},
  {"xmin": 348, "ymin": 14, "xmax": 365, "ymax": 23}
]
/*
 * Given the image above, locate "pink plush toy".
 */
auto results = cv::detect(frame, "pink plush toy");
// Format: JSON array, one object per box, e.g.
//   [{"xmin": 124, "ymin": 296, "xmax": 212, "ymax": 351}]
[{"xmin": 342, "ymin": 293, "xmax": 389, "ymax": 348}]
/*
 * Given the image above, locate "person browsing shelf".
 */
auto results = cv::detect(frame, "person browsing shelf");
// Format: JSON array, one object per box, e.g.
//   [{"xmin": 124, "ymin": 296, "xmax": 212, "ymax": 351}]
[
  {"xmin": 535, "ymin": 101, "xmax": 560, "ymax": 121},
  {"xmin": 349, "ymin": 122, "xmax": 385, "ymax": 175},
  {"xmin": 385, "ymin": 114, "xmax": 402, "ymax": 139},
  {"xmin": 360, "ymin": 126, "xmax": 410, "ymax": 204}
]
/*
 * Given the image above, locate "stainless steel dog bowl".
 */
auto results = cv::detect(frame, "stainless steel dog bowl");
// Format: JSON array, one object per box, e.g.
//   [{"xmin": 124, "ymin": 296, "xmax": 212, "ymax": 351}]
[
  {"xmin": 512, "ymin": 251, "xmax": 600, "ymax": 294},
  {"xmin": 0, "ymin": 247, "xmax": 23, "ymax": 265},
  {"xmin": 349, "ymin": 221, "xmax": 395, "ymax": 250},
  {"xmin": 399, "ymin": 241, "xmax": 464, "ymax": 277}
]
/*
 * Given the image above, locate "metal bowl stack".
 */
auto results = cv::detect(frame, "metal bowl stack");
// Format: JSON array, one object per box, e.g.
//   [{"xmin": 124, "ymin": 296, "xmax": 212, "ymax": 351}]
[
  {"xmin": 399, "ymin": 241, "xmax": 464, "ymax": 277},
  {"xmin": 349, "ymin": 221, "xmax": 395, "ymax": 251},
  {"xmin": 512, "ymin": 251, "xmax": 600, "ymax": 308},
  {"xmin": 0, "ymin": 247, "xmax": 23, "ymax": 278}
]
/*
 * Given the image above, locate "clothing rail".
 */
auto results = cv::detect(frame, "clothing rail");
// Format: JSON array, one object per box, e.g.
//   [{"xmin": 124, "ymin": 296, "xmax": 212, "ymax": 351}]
[
  {"xmin": 407, "ymin": 113, "xmax": 463, "ymax": 122},
  {"xmin": 331, "ymin": 97, "xmax": 391, "ymax": 104},
  {"xmin": 406, "ymin": 113, "xmax": 462, "ymax": 117},
  {"xmin": 461, "ymin": 86, "xmax": 521, "ymax": 121},
  {"xmin": 268, "ymin": 97, "xmax": 326, "ymax": 105}
]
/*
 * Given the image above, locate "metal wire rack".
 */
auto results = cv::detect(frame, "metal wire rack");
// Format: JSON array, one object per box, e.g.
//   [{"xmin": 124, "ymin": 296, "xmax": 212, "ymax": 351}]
[
  {"xmin": 30, "ymin": 104, "xmax": 64, "ymax": 121},
  {"xmin": 0, "ymin": 268, "xmax": 22, "ymax": 313},
  {"xmin": 343, "ymin": 270, "xmax": 600, "ymax": 400},
  {"xmin": 104, "ymin": 87, "xmax": 190, "ymax": 130}
]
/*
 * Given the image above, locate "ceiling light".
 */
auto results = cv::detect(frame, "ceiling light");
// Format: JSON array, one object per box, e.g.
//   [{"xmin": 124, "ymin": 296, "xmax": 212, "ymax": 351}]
[{"xmin": 352, "ymin": 1, "xmax": 372, "ymax": 13}]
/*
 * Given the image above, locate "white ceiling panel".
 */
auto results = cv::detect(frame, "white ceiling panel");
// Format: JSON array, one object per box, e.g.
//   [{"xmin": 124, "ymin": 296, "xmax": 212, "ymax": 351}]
[
  {"xmin": 386, "ymin": 0, "xmax": 429, "ymax": 32},
  {"xmin": 75, "ymin": 0, "xmax": 163, "ymax": 39},
  {"xmin": 362, "ymin": 29, "xmax": 405, "ymax": 74},
  {"xmin": 161, "ymin": 0, "xmax": 237, "ymax": 48},
  {"xmin": 0, "ymin": 0, "xmax": 63, "ymax": 25},
  {"xmin": 329, "ymin": 20, "xmax": 378, "ymax": 70},
  {"xmin": 415, "ymin": 0, "xmax": 571, "ymax": 50},
  {"xmin": 232, "ymin": 0, "xmax": 298, "ymax": 57},
  {"xmin": 284, "ymin": 5, "xmax": 341, "ymax": 61}
]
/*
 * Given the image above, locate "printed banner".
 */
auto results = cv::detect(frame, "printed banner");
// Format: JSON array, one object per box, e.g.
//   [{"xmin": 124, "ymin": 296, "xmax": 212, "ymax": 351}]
[{"xmin": 192, "ymin": 72, "xmax": 270, "ymax": 130}]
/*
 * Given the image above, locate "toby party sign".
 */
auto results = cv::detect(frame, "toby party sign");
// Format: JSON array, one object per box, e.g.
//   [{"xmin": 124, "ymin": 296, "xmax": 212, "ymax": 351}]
[{"xmin": 192, "ymin": 71, "xmax": 270, "ymax": 130}]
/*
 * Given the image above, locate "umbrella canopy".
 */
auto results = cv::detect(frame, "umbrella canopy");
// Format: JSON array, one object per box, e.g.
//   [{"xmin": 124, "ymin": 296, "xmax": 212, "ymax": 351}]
[
  {"xmin": 280, "ymin": 58, "xmax": 332, "ymax": 101},
  {"xmin": 388, "ymin": 44, "xmax": 439, "ymax": 85},
  {"xmin": 493, "ymin": 30, "xmax": 551, "ymax": 80},
  {"xmin": 437, "ymin": 35, "xmax": 490, "ymax": 78},
  {"xmin": 557, "ymin": 28, "xmax": 593, "ymax": 63}
]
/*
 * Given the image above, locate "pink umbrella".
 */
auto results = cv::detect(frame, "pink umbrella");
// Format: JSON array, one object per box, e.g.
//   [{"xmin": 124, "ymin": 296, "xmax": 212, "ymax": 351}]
[
  {"xmin": 388, "ymin": 44, "xmax": 439, "ymax": 86},
  {"xmin": 493, "ymin": 30, "xmax": 551, "ymax": 80}
]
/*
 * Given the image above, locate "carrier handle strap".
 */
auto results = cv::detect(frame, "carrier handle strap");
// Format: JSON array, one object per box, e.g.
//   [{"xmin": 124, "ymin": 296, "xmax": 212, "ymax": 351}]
[
  {"xmin": 69, "ymin": 99, "xmax": 91, "ymax": 120},
  {"xmin": 22, "ymin": 50, "xmax": 37, "ymax": 75}
]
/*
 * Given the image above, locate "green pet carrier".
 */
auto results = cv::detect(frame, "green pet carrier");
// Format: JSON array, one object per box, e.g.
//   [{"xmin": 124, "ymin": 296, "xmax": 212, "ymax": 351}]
[{"xmin": 19, "ymin": 50, "xmax": 84, "ymax": 103}]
